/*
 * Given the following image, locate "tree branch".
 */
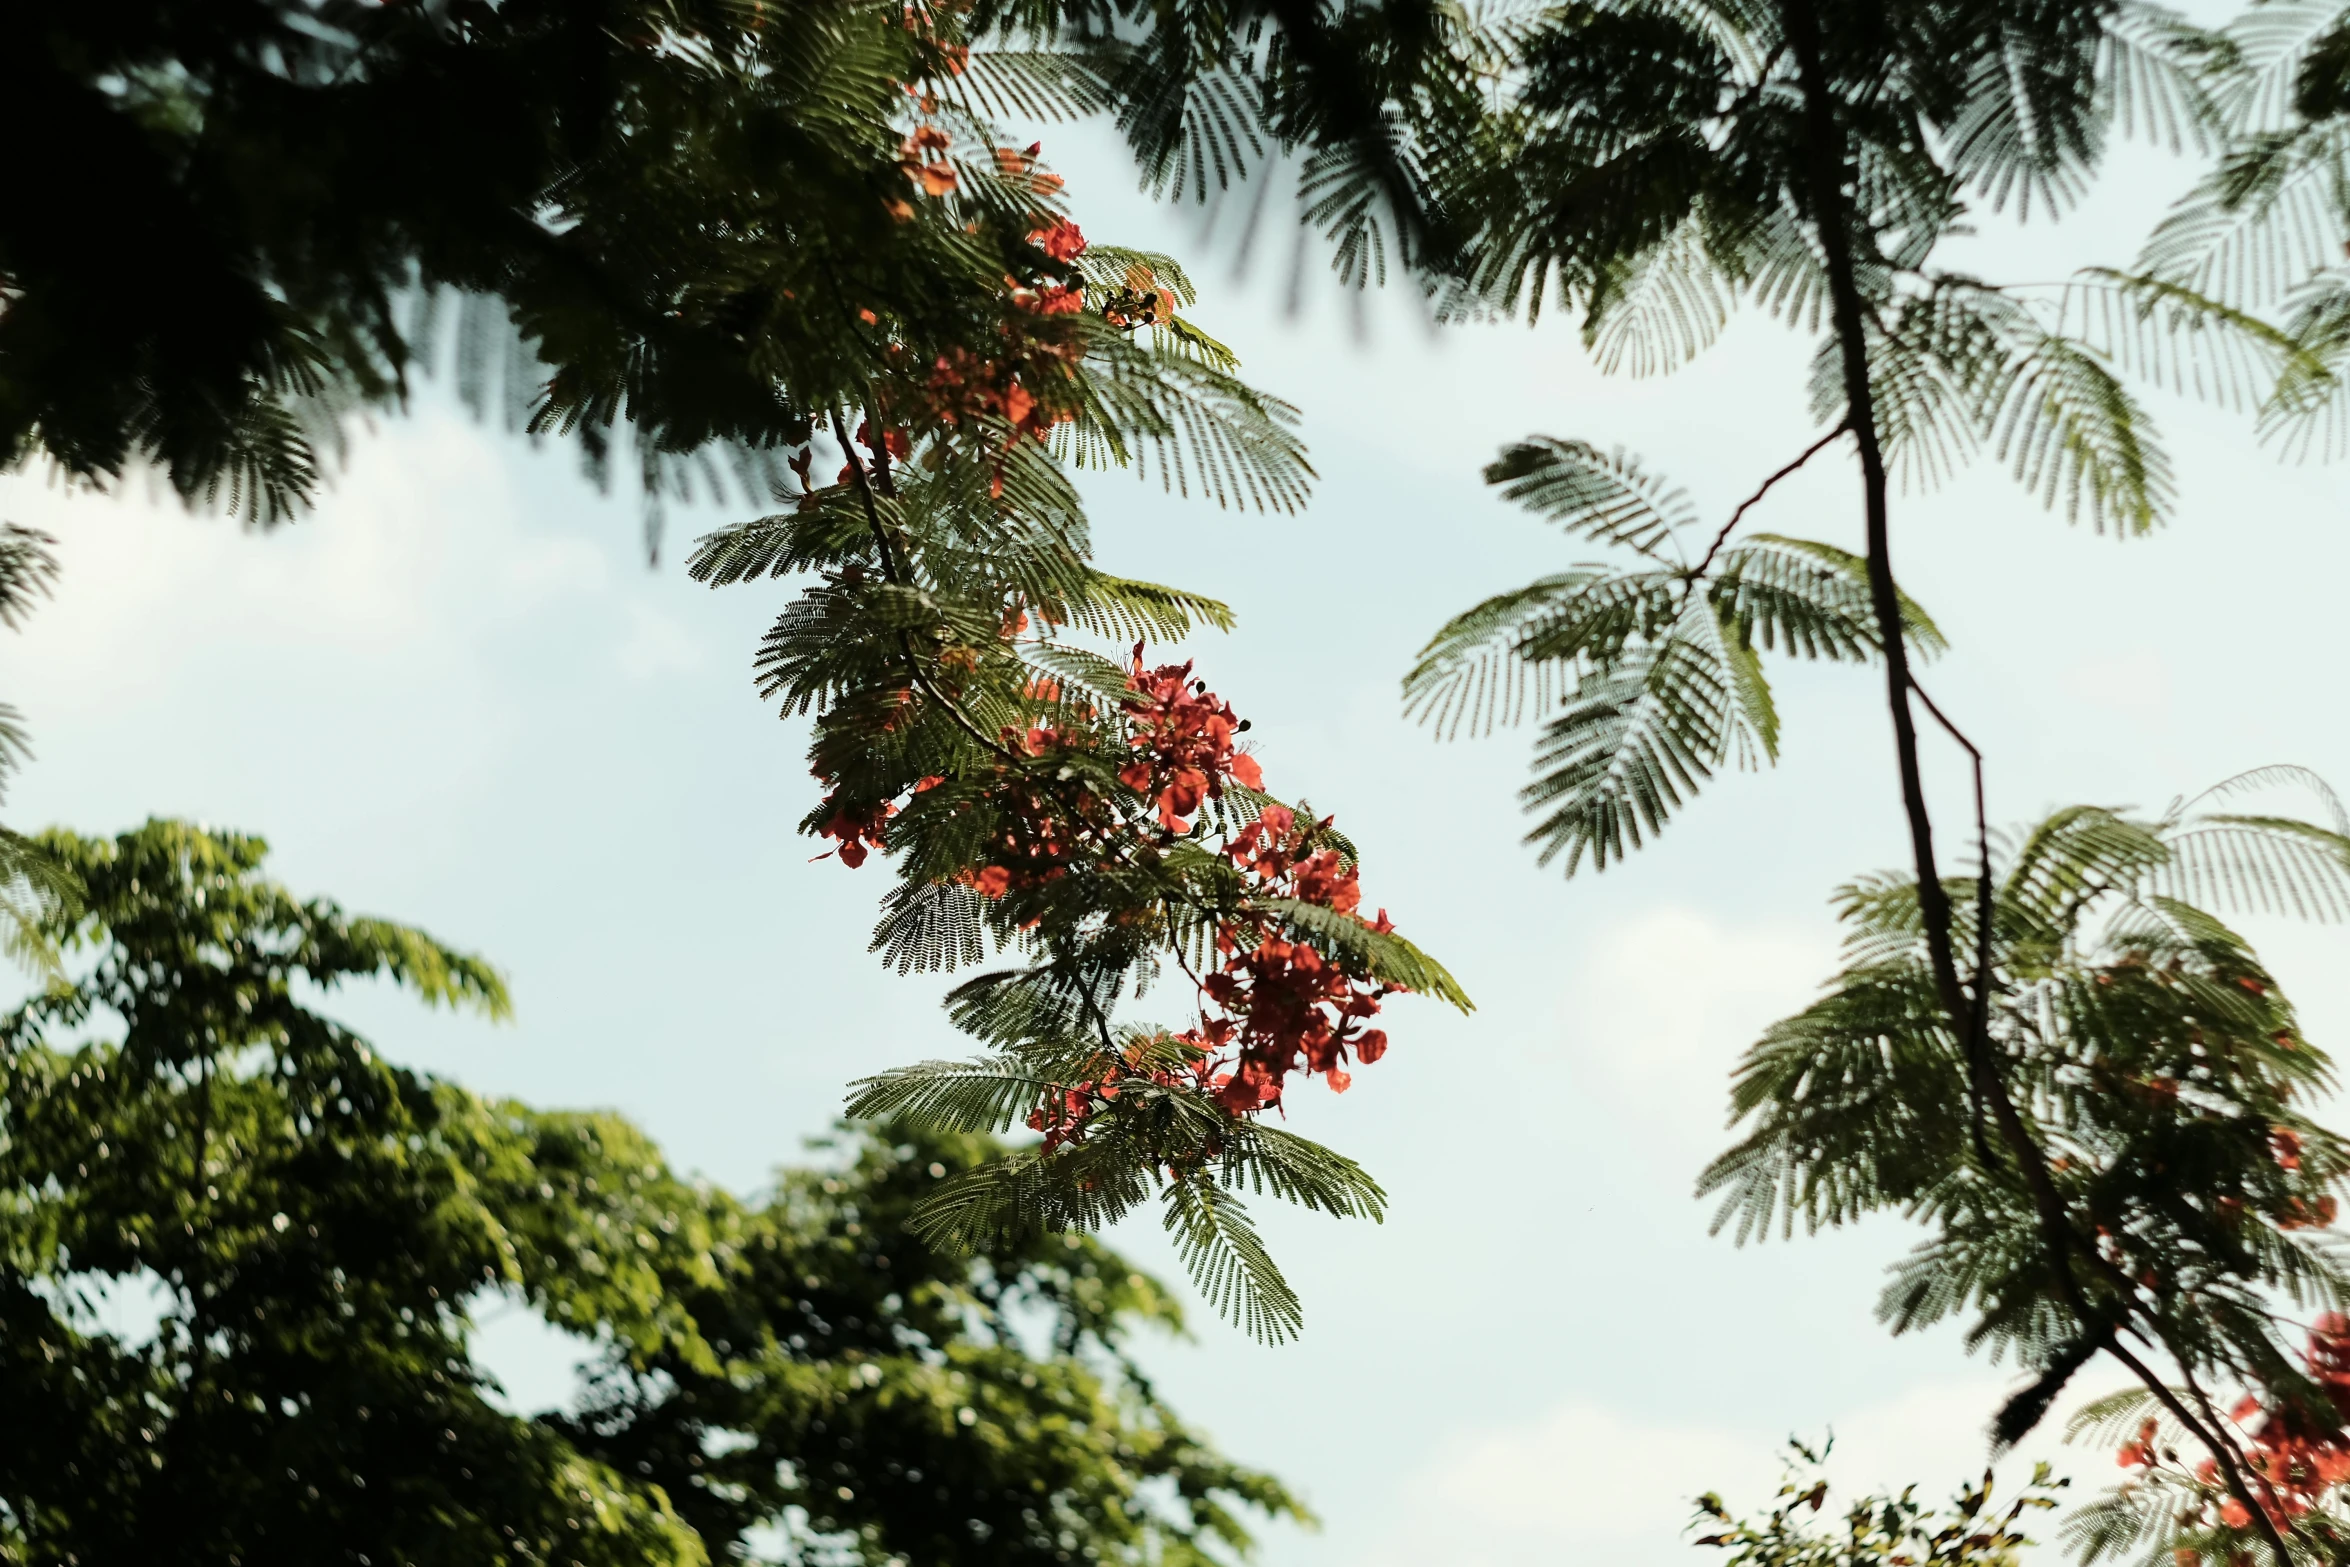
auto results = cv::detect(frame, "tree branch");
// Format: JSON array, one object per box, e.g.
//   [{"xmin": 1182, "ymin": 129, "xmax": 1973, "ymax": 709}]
[
  {"xmin": 831, "ymin": 408, "xmax": 1021, "ymax": 764},
  {"xmin": 1778, "ymin": 8, "xmax": 2294, "ymax": 1559},
  {"xmin": 1685, "ymin": 421, "xmax": 1851, "ymax": 590},
  {"xmin": 1907, "ymin": 674, "xmax": 1999, "ymax": 1173}
]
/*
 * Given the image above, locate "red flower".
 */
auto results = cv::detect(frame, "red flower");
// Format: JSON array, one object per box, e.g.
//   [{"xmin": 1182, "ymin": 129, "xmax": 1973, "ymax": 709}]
[
  {"xmin": 856, "ymin": 419, "xmax": 911, "ymax": 461},
  {"xmin": 1029, "ymin": 219, "xmax": 1087, "ymax": 262}
]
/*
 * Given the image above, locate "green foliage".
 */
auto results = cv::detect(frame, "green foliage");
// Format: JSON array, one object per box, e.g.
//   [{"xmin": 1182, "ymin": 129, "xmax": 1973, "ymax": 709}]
[
  {"xmin": 1693, "ymin": 1442, "xmax": 2066, "ymax": 1567},
  {"xmin": 1405, "ymin": 438, "xmax": 1944, "ymax": 873},
  {"xmin": 0, "ymin": 821, "xmax": 1303, "ymax": 1567},
  {"xmin": 852, "ymin": 1039, "xmax": 1388, "ymax": 1344},
  {"xmin": 2, "ymin": 0, "xmax": 1257, "ymax": 544},
  {"xmin": 1701, "ymin": 773, "xmax": 2350, "ymax": 1446},
  {"xmin": 2114, "ymin": 1, "xmax": 2350, "ymax": 460},
  {"xmin": 0, "ymin": 525, "xmax": 75, "ymax": 977},
  {"xmin": 1393, "ymin": 0, "xmax": 2319, "ymax": 879},
  {"xmin": 684, "ymin": 208, "xmax": 1461, "ymax": 1338}
]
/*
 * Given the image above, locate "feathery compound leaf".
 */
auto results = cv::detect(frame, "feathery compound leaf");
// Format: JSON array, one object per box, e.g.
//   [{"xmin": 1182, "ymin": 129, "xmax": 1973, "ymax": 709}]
[
  {"xmin": 1219, "ymin": 1123, "xmax": 1388, "ymax": 1220},
  {"xmin": 1402, "ymin": 570, "xmax": 1623, "ymax": 739},
  {"xmin": 2213, "ymin": 0, "xmax": 2347, "ymax": 133},
  {"xmin": 1879, "ymin": 285, "xmax": 2175, "ymax": 532},
  {"xmin": 2098, "ymin": 0, "xmax": 2225, "ymax": 154},
  {"xmin": 0, "ymin": 828, "xmax": 80, "ymax": 980},
  {"xmin": 1584, "ymin": 216, "xmax": 1730, "ymax": 376},
  {"xmin": 2186, "ymin": 763, "xmax": 2350, "ymax": 833},
  {"xmin": 1712, "ymin": 535, "xmax": 1947, "ymax": 662},
  {"xmin": 869, "ymin": 878, "xmax": 990, "ymax": 974},
  {"xmin": 1161, "ymin": 1177, "xmax": 1302, "ymax": 1345},
  {"xmin": 0, "ymin": 526, "xmax": 60, "ymax": 633},
  {"xmin": 844, "ymin": 1054, "xmax": 1065, "ymax": 1132},
  {"xmin": 952, "ymin": 47, "xmax": 1115, "ymax": 122},
  {"xmin": 911, "ymin": 1144, "xmax": 1152, "ymax": 1257},
  {"xmin": 1518, "ymin": 605, "xmax": 1737, "ymax": 875},
  {"xmin": 2059, "ymin": 268, "xmax": 2322, "ymax": 413},
  {"xmin": 1062, "ymin": 329, "xmax": 1314, "ymax": 512},
  {"xmin": 1483, "ymin": 438, "xmax": 1696, "ymax": 559},
  {"xmin": 2158, "ymin": 815, "xmax": 2350, "ymax": 921},
  {"xmin": 1063, "ymin": 573, "xmax": 1237, "ymax": 642},
  {"xmin": 1254, "ymin": 896, "xmax": 1474, "ymax": 1010},
  {"xmin": 2139, "ymin": 119, "xmax": 2350, "ymax": 306}
]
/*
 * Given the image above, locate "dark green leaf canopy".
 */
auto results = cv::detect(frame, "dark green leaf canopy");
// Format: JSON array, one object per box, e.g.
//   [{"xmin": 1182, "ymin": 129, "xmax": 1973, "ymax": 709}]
[{"xmin": 0, "ymin": 821, "xmax": 1301, "ymax": 1567}]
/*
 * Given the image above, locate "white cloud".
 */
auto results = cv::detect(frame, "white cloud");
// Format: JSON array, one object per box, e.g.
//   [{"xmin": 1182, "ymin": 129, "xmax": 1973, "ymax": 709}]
[
  {"xmin": 615, "ymin": 602, "xmax": 710, "ymax": 681},
  {"xmin": 1560, "ymin": 905, "xmax": 1836, "ymax": 1149},
  {"xmin": 1368, "ymin": 1376, "xmax": 2121, "ymax": 1567},
  {"xmin": 2060, "ymin": 650, "xmax": 2173, "ymax": 728},
  {"xmin": 1403, "ymin": 1398, "xmax": 1761, "ymax": 1566}
]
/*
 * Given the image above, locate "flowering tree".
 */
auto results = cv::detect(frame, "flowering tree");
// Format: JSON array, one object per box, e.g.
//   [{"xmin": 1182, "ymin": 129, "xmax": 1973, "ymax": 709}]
[
  {"xmin": 7, "ymin": 0, "xmax": 1471, "ymax": 1345},
  {"xmin": 2069, "ymin": 1314, "xmax": 2350, "ymax": 1565},
  {"xmin": 683, "ymin": 90, "xmax": 1469, "ymax": 1338},
  {"xmin": 939, "ymin": 0, "xmax": 2350, "ymax": 1557}
]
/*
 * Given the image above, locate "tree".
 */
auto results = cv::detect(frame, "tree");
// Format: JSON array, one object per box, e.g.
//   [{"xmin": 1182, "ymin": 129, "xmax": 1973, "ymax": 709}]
[
  {"xmin": 943, "ymin": 0, "xmax": 2350, "ymax": 1559},
  {"xmin": 1299, "ymin": 4, "xmax": 2350, "ymax": 1561},
  {"xmin": 0, "ymin": 819, "xmax": 1303, "ymax": 1567},
  {"xmin": 6, "ymin": 0, "xmax": 1473, "ymax": 1347}
]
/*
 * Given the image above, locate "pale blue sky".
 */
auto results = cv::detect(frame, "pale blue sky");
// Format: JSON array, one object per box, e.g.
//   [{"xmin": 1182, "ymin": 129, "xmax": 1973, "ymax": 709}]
[{"xmin": 10, "ymin": 115, "xmax": 2350, "ymax": 1566}]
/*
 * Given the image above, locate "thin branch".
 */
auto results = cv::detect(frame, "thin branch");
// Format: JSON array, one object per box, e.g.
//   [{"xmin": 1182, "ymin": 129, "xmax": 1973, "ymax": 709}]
[
  {"xmin": 1685, "ymin": 421, "xmax": 1851, "ymax": 590},
  {"xmin": 831, "ymin": 408, "xmax": 1021, "ymax": 764},
  {"xmin": 1910, "ymin": 674, "xmax": 2000, "ymax": 1173},
  {"xmin": 1778, "ymin": 8, "xmax": 2293, "ymax": 1559},
  {"xmin": 2109, "ymin": 1336, "xmax": 2296, "ymax": 1565}
]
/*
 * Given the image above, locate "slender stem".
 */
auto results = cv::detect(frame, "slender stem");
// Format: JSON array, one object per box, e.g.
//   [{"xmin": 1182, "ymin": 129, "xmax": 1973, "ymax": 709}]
[
  {"xmin": 831, "ymin": 409, "xmax": 1019, "ymax": 763},
  {"xmin": 1908, "ymin": 675, "xmax": 1998, "ymax": 1171},
  {"xmin": 2108, "ymin": 1337, "xmax": 2295, "ymax": 1564},
  {"xmin": 1777, "ymin": 10, "xmax": 2293, "ymax": 1560},
  {"xmin": 1684, "ymin": 421, "xmax": 1850, "ymax": 590},
  {"xmin": 2175, "ymin": 1348, "xmax": 2295, "ymax": 1526}
]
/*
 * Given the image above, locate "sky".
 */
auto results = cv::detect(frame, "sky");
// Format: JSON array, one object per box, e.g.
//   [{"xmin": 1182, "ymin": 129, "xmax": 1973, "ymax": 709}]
[{"xmin": 11, "ymin": 107, "xmax": 2350, "ymax": 1567}]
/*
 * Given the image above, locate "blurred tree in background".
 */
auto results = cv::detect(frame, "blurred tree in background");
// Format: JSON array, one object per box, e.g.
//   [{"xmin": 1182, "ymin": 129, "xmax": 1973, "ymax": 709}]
[
  {"xmin": 0, "ymin": 0, "xmax": 1098, "ymax": 533},
  {"xmin": 1692, "ymin": 1444, "xmax": 2065, "ymax": 1567},
  {"xmin": 0, "ymin": 821, "xmax": 1300, "ymax": 1567}
]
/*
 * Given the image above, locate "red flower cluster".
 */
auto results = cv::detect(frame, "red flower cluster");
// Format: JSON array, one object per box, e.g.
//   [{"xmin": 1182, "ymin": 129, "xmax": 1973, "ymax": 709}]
[
  {"xmin": 1117, "ymin": 652, "xmax": 1263, "ymax": 833},
  {"xmin": 1029, "ymin": 218, "xmax": 1087, "ymax": 264},
  {"xmin": 922, "ymin": 649, "xmax": 1404, "ymax": 1130},
  {"xmin": 958, "ymin": 724, "xmax": 1112, "ymax": 902},
  {"xmin": 899, "ymin": 123, "xmax": 958, "ymax": 198},
  {"xmin": 815, "ymin": 793, "xmax": 898, "ymax": 869},
  {"xmin": 2130, "ymin": 1316, "xmax": 2350, "ymax": 1540},
  {"xmin": 920, "ymin": 340, "xmax": 1077, "ymax": 450},
  {"xmin": 1025, "ymin": 1039, "xmax": 1223, "ymax": 1155},
  {"xmin": 1190, "ymin": 803, "xmax": 1398, "ymax": 1114}
]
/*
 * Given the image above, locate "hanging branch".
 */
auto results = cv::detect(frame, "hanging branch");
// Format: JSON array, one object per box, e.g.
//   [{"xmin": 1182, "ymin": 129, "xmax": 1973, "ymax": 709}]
[
  {"xmin": 1778, "ymin": 3, "xmax": 2297, "ymax": 1559},
  {"xmin": 831, "ymin": 406, "xmax": 1024, "ymax": 765}
]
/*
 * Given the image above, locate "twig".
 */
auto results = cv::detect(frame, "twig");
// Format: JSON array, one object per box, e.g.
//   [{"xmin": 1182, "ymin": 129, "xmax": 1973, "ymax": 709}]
[
  {"xmin": 1909, "ymin": 675, "xmax": 2000, "ymax": 1173},
  {"xmin": 831, "ymin": 409, "xmax": 1020, "ymax": 763},
  {"xmin": 1685, "ymin": 421, "xmax": 1851, "ymax": 590}
]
